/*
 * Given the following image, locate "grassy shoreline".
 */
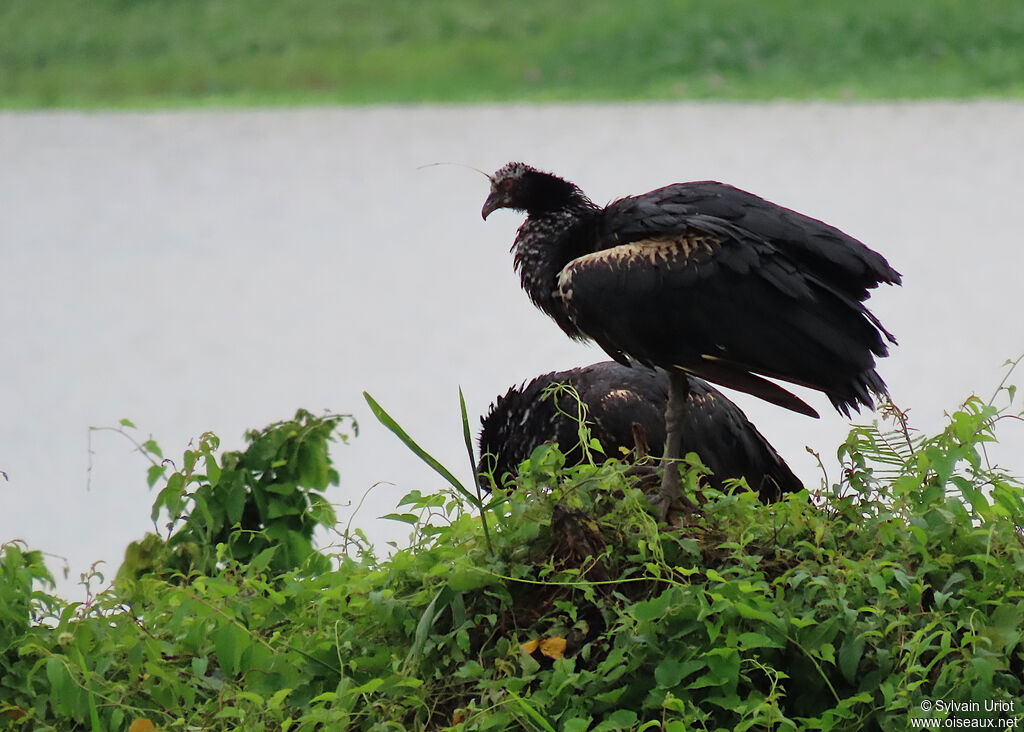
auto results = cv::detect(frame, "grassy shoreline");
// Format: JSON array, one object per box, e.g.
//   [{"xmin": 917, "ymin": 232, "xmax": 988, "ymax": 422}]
[{"xmin": 3, "ymin": 0, "xmax": 1024, "ymax": 109}]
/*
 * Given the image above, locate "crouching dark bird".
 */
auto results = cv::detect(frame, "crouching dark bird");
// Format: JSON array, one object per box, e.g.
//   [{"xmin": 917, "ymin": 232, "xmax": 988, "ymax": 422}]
[
  {"xmin": 481, "ymin": 162, "xmax": 900, "ymax": 517},
  {"xmin": 477, "ymin": 361, "xmax": 803, "ymax": 504}
]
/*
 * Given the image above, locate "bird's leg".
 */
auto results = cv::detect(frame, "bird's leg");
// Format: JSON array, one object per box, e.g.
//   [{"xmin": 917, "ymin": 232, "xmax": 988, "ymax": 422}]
[{"xmin": 654, "ymin": 369, "xmax": 699, "ymax": 522}]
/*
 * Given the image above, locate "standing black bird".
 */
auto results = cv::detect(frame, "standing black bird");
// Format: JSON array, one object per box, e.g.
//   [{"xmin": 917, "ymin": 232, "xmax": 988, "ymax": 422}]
[
  {"xmin": 481, "ymin": 162, "xmax": 900, "ymax": 517},
  {"xmin": 477, "ymin": 361, "xmax": 803, "ymax": 504}
]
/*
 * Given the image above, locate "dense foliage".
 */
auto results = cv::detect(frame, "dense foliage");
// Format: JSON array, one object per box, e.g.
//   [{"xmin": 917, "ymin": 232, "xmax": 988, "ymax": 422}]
[
  {"xmin": 2, "ymin": 0, "xmax": 1023, "ymax": 107},
  {"xmin": 1, "ymin": 378, "xmax": 1023, "ymax": 730}
]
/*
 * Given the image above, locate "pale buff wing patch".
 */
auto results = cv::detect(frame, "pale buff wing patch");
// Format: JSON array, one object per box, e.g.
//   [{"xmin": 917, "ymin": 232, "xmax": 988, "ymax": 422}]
[{"xmin": 555, "ymin": 233, "xmax": 721, "ymax": 306}]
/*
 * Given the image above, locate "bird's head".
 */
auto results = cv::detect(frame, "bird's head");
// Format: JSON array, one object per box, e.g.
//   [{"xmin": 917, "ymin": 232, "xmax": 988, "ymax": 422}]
[{"xmin": 481, "ymin": 162, "xmax": 590, "ymax": 219}]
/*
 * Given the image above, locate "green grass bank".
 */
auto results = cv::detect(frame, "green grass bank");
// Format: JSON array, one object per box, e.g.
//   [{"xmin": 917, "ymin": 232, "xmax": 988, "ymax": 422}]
[{"xmin": 3, "ymin": 0, "xmax": 1024, "ymax": 109}]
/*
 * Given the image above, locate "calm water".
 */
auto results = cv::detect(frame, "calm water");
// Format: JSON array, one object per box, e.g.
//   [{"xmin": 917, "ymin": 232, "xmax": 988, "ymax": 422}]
[{"xmin": 2, "ymin": 102, "xmax": 1023, "ymax": 597}]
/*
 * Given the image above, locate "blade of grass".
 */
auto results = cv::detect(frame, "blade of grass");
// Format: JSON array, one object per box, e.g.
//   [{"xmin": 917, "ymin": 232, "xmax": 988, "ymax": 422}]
[
  {"xmin": 403, "ymin": 585, "xmax": 453, "ymax": 672},
  {"xmin": 459, "ymin": 387, "xmax": 493, "ymax": 554},
  {"xmin": 73, "ymin": 649, "xmax": 102, "ymax": 732},
  {"xmin": 363, "ymin": 391, "xmax": 479, "ymax": 507},
  {"xmin": 459, "ymin": 386, "xmax": 479, "ymax": 491},
  {"xmin": 506, "ymin": 689, "xmax": 557, "ymax": 732}
]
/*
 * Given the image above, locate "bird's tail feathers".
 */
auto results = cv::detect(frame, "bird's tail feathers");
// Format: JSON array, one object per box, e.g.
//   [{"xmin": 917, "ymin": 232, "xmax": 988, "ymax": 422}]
[{"xmin": 678, "ymin": 363, "xmax": 820, "ymax": 418}]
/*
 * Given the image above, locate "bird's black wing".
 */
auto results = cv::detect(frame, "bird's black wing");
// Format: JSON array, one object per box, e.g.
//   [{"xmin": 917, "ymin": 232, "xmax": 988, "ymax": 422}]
[
  {"xmin": 556, "ymin": 220, "xmax": 890, "ymax": 416},
  {"xmin": 601, "ymin": 182, "xmax": 902, "ymax": 299},
  {"xmin": 476, "ymin": 363, "xmax": 668, "ymax": 488},
  {"xmin": 582, "ymin": 367, "xmax": 804, "ymax": 502},
  {"xmin": 477, "ymin": 372, "xmax": 577, "ymax": 488},
  {"xmin": 678, "ymin": 379, "xmax": 803, "ymax": 502},
  {"xmin": 478, "ymin": 362, "xmax": 802, "ymax": 504},
  {"xmin": 576, "ymin": 362, "xmax": 669, "ymax": 457}
]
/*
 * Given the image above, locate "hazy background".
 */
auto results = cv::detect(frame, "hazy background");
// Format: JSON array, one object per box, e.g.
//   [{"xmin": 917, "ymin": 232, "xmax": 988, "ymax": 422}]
[{"xmin": 3, "ymin": 101, "xmax": 1022, "ymax": 597}]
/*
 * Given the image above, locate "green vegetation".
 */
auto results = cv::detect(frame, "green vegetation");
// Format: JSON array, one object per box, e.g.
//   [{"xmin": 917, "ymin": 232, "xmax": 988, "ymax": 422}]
[
  {"xmin": 2, "ymin": 371, "xmax": 1023, "ymax": 730},
  {"xmin": 2, "ymin": 0, "xmax": 1023, "ymax": 108}
]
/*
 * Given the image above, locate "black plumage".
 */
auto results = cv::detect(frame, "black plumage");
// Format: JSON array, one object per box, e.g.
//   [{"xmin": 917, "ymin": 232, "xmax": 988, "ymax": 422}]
[
  {"xmin": 481, "ymin": 162, "xmax": 899, "ymax": 516},
  {"xmin": 477, "ymin": 362, "xmax": 803, "ymax": 504},
  {"xmin": 481, "ymin": 162, "xmax": 900, "ymax": 418}
]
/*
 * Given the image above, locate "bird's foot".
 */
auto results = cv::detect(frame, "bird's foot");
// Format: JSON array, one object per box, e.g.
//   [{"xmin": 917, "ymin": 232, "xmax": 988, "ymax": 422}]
[
  {"xmin": 651, "ymin": 463, "xmax": 700, "ymax": 524},
  {"xmin": 649, "ymin": 492, "xmax": 700, "ymax": 525}
]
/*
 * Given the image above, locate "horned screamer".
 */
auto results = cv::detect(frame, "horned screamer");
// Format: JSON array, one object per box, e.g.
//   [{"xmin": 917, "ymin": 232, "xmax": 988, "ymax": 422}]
[
  {"xmin": 481, "ymin": 162, "xmax": 900, "ymax": 519},
  {"xmin": 476, "ymin": 361, "xmax": 803, "ymax": 504}
]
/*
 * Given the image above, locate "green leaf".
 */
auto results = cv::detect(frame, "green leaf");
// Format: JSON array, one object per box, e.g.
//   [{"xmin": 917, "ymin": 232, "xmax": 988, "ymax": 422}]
[
  {"xmin": 460, "ymin": 386, "xmax": 494, "ymax": 555},
  {"xmin": 212, "ymin": 623, "xmax": 250, "ymax": 676},
  {"xmin": 222, "ymin": 482, "xmax": 247, "ymax": 525},
  {"xmin": 267, "ymin": 497, "xmax": 301, "ymax": 519},
  {"xmin": 655, "ymin": 658, "xmax": 704, "ymax": 688},
  {"xmin": 72, "ymin": 648, "xmax": 102, "ymax": 732},
  {"xmin": 205, "ymin": 453, "xmax": 221, "ymax": 486},
  {"xmin": 308, "ymin": 493, "xmax": 337, "ymax": 526},
  {"xmin": 507, "ymin": 689, "xmax": 557, "ymax": 732},
  {"xmin": 734, "ymin": 601, "xmax": 776, "ymax": 624},
  {"xmin": 141, "ymin": 439, "xmax": 163, "ymax": 458},
  {"xmin": 152, "ymin": 472, "xmax": 186, "ymax": 522},
  {"xmin": 704, "ymin": 648, "xmax": 740, "ymax": 687},
  {"xmin": 838, "ymin": 634, "xmax": 865, "ymax": 682},
  {"xmin": 264, "ymin": 481, "xmax": 298, "ymax": 495},
  {"xmin": 398, "ymin": 489, "xmax": 446, "ymax": 508},
  {"xmin": 382, "ymin": 513, "xmax": 420, "ymax": 525},
  {"xmin": 737, "ymin": 631, "xmax": 785, "ymax": 649},
  {"xmin": 352, "ymin": 677, "xmax": 385, "ymax": 695},
  {"xmin": 214, "ymin": 707, "xmax": 245, "ymax": 719},
  {"xmin": 119, "ymin": 418, "xmax": 136, "ymax": 429},
  {"xmin": 146, "ymin": 464, "xmax": 166, "ymax": 489},
  {"xmin": 460, "ymin": 386, "xmax": 478, "ymax": 483},
  {"xmin": 632, "ymin": 588, "xmax": 678, "ymax": 623},
  {"xmin": 593, "ymin": 685, "xmax": 628, "ymax": 706},
  {"xmin": 593, "ymin": 710, "xmax": 638, "ymax": 730},
  {"xmin": 448, "ymin": 566, "xmax": 493, "ymax": 592},
  {"xmin": 45, "ymin": 657, "xmax": 72, "ymax": 713},
  {"xmin": 298, "ymin": 441, "xmax": 329, "ymax": 490},
  {"xmin": 817, "ymin": 642, "xmax": 836, "ymax": 664},
  {"xmin": 249, "ymin": 547, "xmax": 278, "ymax": 574},
  {"xmin": 405, "ymin": 586, "xmax": 453, "ymax": 669}
]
